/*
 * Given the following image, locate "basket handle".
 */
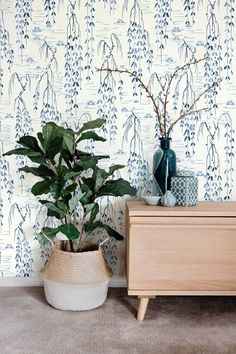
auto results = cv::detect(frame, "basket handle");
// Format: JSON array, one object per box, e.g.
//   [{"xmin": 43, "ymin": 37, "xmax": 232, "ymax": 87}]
[
  {"xmin": 41, "ymin": 232, "xmax": 110, "ymax": 249},
  {"xmin": 99, "ymin": 237, "xmax": 110, "ymax": 247},
  {"xmin": 41, "ymin": 230, "xmax": 55, "ymax": 248}
]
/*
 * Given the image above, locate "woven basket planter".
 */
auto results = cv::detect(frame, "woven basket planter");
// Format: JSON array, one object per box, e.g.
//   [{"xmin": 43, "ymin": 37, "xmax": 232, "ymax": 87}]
[{"xmin": 41, "ymin": 240, "xmax": 112, "ymax": 311}]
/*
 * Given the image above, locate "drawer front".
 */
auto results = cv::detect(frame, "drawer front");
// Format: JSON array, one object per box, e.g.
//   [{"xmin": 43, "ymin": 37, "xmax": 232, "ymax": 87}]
[
  {"xmin": 129, "ymin": 217, "xmax": 236, "ymax": 225},
  {"xmin": 128, "ymin": 220, "xmax": 236, "ymax": 291}
]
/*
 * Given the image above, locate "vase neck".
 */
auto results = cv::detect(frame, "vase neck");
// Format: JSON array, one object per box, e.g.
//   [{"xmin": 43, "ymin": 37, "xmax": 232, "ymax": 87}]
[{"xmin": 159, "ymin": 137, "xmax": 171, "ymax": 150}]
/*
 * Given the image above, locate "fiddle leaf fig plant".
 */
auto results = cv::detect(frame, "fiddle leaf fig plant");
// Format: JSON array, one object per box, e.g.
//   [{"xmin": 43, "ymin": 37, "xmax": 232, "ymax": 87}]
[{"xmin": 4, "ymin": 119, "xmax": 136, "ymax": 252}]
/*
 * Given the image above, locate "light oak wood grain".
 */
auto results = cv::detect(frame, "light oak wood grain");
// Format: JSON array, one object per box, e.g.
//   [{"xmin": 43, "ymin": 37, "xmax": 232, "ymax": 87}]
[
  {"xmin": 126, "ymin": 200, "xmax": 236, "ymax": 320},
  {"xmin": 126, "ymin": 200, "xmax": 236, "ymax": 217},
  {"xmin": 129, "ymin": 217, "xmax": 236, "ymax": 225},
  {"xmin": 128, "ymin": 290, "xmax": 236, "ymax": 296},
  {"xmin": 137, "ymin": 297, "xmax": 150, "ymax": 321}
]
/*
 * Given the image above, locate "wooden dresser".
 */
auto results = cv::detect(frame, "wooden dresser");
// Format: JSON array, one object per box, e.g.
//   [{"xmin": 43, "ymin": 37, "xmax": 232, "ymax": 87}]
[{"xmin": 126, "ymin": 200, "xmax": 236, "ymax": 321}]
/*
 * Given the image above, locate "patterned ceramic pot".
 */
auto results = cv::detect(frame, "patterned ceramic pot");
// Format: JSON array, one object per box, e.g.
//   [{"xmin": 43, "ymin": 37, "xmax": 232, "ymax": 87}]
[{"xmin": 171, "ymin": 170, "xmax": 198, "ymax": 206}]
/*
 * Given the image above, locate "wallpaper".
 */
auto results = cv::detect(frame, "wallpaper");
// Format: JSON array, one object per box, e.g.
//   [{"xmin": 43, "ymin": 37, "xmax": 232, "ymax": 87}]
[{"xmin": 0, "ymin": 0, "xmax": 235, "ymax": 278}]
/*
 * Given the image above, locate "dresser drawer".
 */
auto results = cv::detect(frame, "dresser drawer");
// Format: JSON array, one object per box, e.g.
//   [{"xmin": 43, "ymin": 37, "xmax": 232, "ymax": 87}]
[
  {"xmin": 126, "ymin": 201, "xmax": 236, "ymax": 320},
  {"xmin": 128, "ymin": 221, "xmax": 236, "ymax": 291}
]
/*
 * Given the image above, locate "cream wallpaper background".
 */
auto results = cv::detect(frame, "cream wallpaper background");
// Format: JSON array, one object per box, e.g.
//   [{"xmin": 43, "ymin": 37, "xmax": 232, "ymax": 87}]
[{"xmin": 0, "ymin": 0, "xmax": 235, "ymax": 278}]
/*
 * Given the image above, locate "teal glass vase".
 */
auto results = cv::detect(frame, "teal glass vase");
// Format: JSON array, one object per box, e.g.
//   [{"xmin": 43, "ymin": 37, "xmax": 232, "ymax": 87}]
[{"xmin": 153, "ymin": 137, "xmax": 176, "ymax": 194}]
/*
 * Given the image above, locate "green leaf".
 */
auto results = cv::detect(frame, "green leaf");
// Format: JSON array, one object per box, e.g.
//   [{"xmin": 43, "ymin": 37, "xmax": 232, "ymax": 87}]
[
  {"xmin": 102, "ymin": 224, "xmax": 124, "ymax": 241},
  {"xmin": 80, "ymin": 182, "xmax": 93, "ymax": 205},
  {"xmin": 4, "ymin": 147, "xmax": 42, "ymax": 157},
  {"xmin": 46, "ymin": 209, "xmax": 62, "ymax": 219},
  {"xmin": 76, "ymin": 131, "xmax": 106, "ymax": 143},
  {"xmin": 38, "ymin": 165, "xmax": 55, "ymax": 179},
  {"xmin": 38, "ymin": 227, "xmax": 59, "ymax": 245},
  {"xmin": 84, "ymin": 203, "xmax": 96, "ymax": 212},
  {"xmin": 107, "ymin": 164, "xmax": 125, "ymax": 177},
  {"xmin": 19, "ymin": 166, "xmax": 40, "ymax": 176},
  {"xmin": 78, "ymin": 118, "xmax": 106, "ymax": 135},
  {"xmin": 94, "ymin": 168, "xmax": 104, "ymax": 192},
  {"xmin": 97, "ymin": 165, "xmax": 125, "ymax": 181},
  {"xmin": 46, "ymin": 136, "xmax": 63, "ymax": 159},
  {"xmin": 37, "ymin": 132, "xmax": 45, "ymax": 148},
  {"xmin": 75, "ymin": 150, "xmax": 109, "ymax": 161},
  {"xmin": 18, "ymin": 135, "xmax": 42, "ymax": 153},
  {"xmin": 85, "ymin": 221, "xmax": 123, "ymax": 241},
  {"xmin": 60, "ymin": 149, "xmax": 73, "ymax": 168},
  {"xmin": 4, "ymin": 148, "xmax": 47, "ymax": 164},
  {"xmin": 96, "ymin": 178, "xmax": 136, "ymax": 197},
  {"xmin": 56, "ymin": 164, "xmax": 68, "ymax": 176},
  {"xmin": 41, "ymin": 123, "xmax": 65, "ymax": 159},
  {"xmin": 50, "ymin": 181, "xmax": 63, "ymax": 199},
  {"xmin": 81, "ymin": 177, "xmax": 94, "ymax": 191},
  {"xmin": 31, "ymin": 180, "xmax": 51, "ymax": 196},
  {"xmin": 58, "ymin": 224, "xmax": 80, "ymax": 240},
  {"xmin": 20, "ymin": 165, "xmax": 55, "ymax": 180},
  {"xmin": 63, "ymin": 130, "xmax": 74, "ymax": 154},
  {"xmin": 64, "ymin": 184, "xmax": 77, "ymax": 193},
  {"xmin": 75, "ymin": 157, "xmax": 99, "ymax": 170},
  {"xmin": 42, "ymin": 122, "xmax": 64, "ymax": 149},
  {"xmin": 56, "ymin": 200, "xmax": 69, "ymax": 213},
  {"xmin": 36, "ymin": 233, "xmax": 49, "ymax": 246},
  {"xmin": 62, "ymin": 183, "xmax": 77, "ymax": 197},
  {"xmin": 29, "ymin": 155, "xmax": 47, "ymax": 165},
  {"xmin": 64, "ymin": 171, "xmax": 81, "ymax": 181},
  {"xmin": 92, "ymin": 154, "xmax": 110, "ymax": 160},
  {"xmin": 75, "ymin": 150, "xmax": 92, "ymax": 159},
  {"xmin": 68, "ymin": 192, "xmax": 84, "ymax": 212},
  {"xmin": 40, "ymin": 201, "xmax": 65, "ymax": 219},
  {"xmin": 86, "ymin": 203, "xmax": 99, "ymax": 231}
]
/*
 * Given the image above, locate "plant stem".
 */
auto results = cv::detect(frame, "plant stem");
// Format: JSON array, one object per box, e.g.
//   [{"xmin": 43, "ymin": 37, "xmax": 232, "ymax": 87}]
[
  {"xmin": 96, "ymin": 67, "xmax": 164, "ymax": 135},
  {"xmin": 163, "ymin": 57, "xmax": 206, "ymax": 136},
  {"xmin": 96, "ymin": 59, "xmax": 208, "ymax": 137},
  {"xmin": 47, "ymin": 159, "xmax": 59, "ymax": 176},
  {"xmin": 167, "ymin": 80, "xmax": 220, "ymax": 134},
  {"xmin": 69, "ymin": 239, "xmax": 74, "ymax": 252}
]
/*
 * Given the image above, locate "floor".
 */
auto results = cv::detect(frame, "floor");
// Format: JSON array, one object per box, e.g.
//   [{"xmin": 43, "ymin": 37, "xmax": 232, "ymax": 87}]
[{"xmin": 1, "ymin": 287, "xmax": 236, "ymax": 354}]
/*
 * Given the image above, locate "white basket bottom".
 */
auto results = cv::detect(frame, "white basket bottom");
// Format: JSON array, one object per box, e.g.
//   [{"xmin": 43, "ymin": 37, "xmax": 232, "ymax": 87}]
[{"xmin": 43, "ymin": 278, "xmax": 110, "ymax": 311}]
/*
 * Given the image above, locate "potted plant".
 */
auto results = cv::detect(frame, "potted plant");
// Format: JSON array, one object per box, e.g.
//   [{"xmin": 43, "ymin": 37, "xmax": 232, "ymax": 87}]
[{"xmin": 4, "ymin": 118, "xmax": 136, "ymax": 310}]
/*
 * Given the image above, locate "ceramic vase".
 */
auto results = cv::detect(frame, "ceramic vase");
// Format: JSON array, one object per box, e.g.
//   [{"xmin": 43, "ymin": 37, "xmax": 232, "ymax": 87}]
[
  {"xmin": 153, "ymin": 137, "xmax": 176, "ymax": 194},
  {"xmin": 161, "ymin": 190, "xmax": 176, "ymax": 207}
]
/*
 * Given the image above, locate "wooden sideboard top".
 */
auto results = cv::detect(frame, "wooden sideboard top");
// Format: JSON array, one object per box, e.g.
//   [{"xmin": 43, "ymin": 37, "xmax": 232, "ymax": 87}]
[{"xmin": 126, "ymin": 200, "xmax": 236, "ymax": 217}]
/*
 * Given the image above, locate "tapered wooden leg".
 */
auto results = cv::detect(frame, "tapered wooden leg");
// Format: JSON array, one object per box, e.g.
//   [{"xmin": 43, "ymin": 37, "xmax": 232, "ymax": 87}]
[{"xmin": 137, "ymin": 297, "xmax": 149, "ymax": 321}]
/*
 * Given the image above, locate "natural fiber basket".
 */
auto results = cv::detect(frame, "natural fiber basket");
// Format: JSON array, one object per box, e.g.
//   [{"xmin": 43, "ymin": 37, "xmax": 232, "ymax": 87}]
[{"xmin": 41, "ymin": 240, "xmax": 112, "ymax": 285}]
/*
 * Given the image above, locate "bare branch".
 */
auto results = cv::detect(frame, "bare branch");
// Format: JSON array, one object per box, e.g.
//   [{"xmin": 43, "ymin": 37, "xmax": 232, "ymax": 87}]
[
  {"xmin": 96, "ymin": 67, "xmax": 164, "ymax": 135},
  {"xmin": 167, "ymin": 80, "xmax": 221, "ymax": 134},
  {"xmin": 97, "ymin": 58, "xmax": 213, "ymax": 138},
  {"xmin": 163, "ymin": 57, "xmax": 207, "ymax": 135},
  {"xmin": 169, "ymin": 108, "xmax": 210, "ymax": 133}
]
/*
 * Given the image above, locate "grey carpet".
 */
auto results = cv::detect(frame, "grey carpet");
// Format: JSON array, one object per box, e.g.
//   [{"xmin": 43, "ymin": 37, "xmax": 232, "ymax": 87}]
[{"xmin": 0, "ymin": 288, "xmax": 236, "ymax": 354}]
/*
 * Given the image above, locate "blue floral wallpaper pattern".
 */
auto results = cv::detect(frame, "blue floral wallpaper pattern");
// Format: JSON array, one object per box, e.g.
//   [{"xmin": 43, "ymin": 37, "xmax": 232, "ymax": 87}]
[{"xmin": 0, "ymin": 0, "xmax": 235, "ymax": 278}]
